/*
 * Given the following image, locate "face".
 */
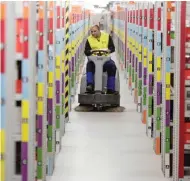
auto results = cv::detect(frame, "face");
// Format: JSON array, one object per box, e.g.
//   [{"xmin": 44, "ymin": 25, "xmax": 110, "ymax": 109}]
[{"xmin": 90, "ymin": 26, "xmax": 100, "ymax": 38}]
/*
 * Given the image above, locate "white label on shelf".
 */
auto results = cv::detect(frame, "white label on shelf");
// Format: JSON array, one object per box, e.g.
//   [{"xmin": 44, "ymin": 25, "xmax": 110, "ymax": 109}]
[
  {"xmin": 185, "ymin": 80, "xmax": 190, "ymax": 86},
  {"xmin": 56, "ymin": 130, "xmax": 60, "ymax": 141},
  {"xmin": 56, "ymin": 1, "xmax": 61, "ymax": 6},
  {"xmin": 186, "ymin": 20, "xmax": 190, "ymax": 27},
  {"xmin": 184, "ymin": 144, "xmax": 190, "ymax": 150},
  {"xmin": 16, "ymin": 53, "xmax": 23, "ymax": 60},
  {"xmin": 186, "ymin": 48, "xmax": 190, "ymax": 54},
  {"xmin": 165, "ymin": 154, "xmax": 170, "ymax": 178},
  {"xmin": 138, "ymin": 96, "xmax": 141, "ymax": 103},
  {"xmin": 186, "ymin": 42, "xmax": 190, "ymax": 48},
  {"xmin": 0, "ymin": 43, "xmax": 4, "ymax": 50},
  {"xmin": 15, "ymin": 2, "xmax": 23, "ymax": 18},
  {"xmin": 15, "ymin": 94, "xmax": 22, "ymax": 101}
]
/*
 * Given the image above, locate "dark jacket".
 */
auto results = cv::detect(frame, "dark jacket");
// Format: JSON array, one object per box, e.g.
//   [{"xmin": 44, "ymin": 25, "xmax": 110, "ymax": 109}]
[{"xmin": 84, "ymin": 35, "xmax": 115, "ymax": 56}]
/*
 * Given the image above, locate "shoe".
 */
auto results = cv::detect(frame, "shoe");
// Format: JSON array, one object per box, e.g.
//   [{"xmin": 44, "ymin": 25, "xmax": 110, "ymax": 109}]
[
  {"xmin": 86, "ymin": 84, "xmax": 93, "ymax": 93},
  {"xmin": 107, "ymin": 89, "xmax": 118, "ymax": 94}
]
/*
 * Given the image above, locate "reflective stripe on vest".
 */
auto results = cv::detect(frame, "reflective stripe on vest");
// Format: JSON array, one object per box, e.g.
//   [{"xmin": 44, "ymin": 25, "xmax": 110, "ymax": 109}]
[{"xmin": 88, "ymin": 32, "xmax": 109, "ymax": 50}]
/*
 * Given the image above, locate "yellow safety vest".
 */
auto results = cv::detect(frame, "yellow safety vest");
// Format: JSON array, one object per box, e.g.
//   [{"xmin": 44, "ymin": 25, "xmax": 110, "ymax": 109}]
[{"xmin": 88, "ymin": 32, "xmax": 109, "ymax": 50}]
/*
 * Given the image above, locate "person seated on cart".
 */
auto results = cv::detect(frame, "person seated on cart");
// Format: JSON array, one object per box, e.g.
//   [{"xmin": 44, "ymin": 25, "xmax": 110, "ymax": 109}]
[{"xmin": 84, "ymin": 25, "xmax": 116, "ymax": 94}]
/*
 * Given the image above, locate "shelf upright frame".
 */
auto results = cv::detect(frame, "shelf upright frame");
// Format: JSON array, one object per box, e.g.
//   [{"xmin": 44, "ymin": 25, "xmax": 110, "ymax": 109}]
[{"xmin": 153, "ymin": 1, "xmax": 162, "ymax": 155}]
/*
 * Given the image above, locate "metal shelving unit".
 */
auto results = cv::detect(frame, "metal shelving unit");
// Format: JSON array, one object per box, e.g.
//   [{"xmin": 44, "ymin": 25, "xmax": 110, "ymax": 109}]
[
  {"xmin": 161, "ymin": 2, "xmax": 176, "ymax": 177},
  {"xmin": 36, "ymin": 2, "xmax": 48, "ymax": 179},
  {"xmin": 134, "ymin": 3, "xmax": 139, "ymax": 105},
  {"xmin": 153, "ymin": 1, "xmax": 163, "ymax": 155},
  {"xmin": 131, "ymin": 8, "xmax": 136, "ymax": 97},
  {"xmin": 146, "ymin": 2, "xmax": 154, "ymax": 138},
  {"xmin": 173, "ymin": 2, "xmax": 190, "ymax": 180},
  {"xmin": 54, "ymin": 1, "xmax": 62, "ymax": 154},
  {"xmin": 137, "ymin": 2, "xmax": 143, "ymax": 113},
  {"xmin": 124, "ymin": 1, "xmax": 189, "ymax": 180},
  {"xmin": 142, "ymin": 2, "xmax": 149, "ymax": 125},
  {"xmin": 1, "ymin": 2, "xmax": 17, "ymax": 181},
  {"xmin": 46, "ymin": 1, "xmax": 56, "ymax": 175},
  {"xmin": 1, "ymin": 1, "xmax": 91, "ymax": 181},
  {"xmin": 110, "ymin": 2, "xmax": 128, "ymax": 71},
  {"xmin": 128, "ymin": 7, "xmax": 132, "ymax": 91}
]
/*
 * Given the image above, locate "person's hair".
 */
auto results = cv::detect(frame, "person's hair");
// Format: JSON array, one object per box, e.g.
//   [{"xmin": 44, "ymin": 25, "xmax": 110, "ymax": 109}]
[{"xmin": 91, "ymin": 24, "xmax": 100, "ymax": 30}]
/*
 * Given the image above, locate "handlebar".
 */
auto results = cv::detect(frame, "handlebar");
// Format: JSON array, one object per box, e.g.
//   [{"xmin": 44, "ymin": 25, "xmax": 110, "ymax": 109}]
[{"xmin": 91, "ymin": 49, "xmax": 110, "ymax": 56}]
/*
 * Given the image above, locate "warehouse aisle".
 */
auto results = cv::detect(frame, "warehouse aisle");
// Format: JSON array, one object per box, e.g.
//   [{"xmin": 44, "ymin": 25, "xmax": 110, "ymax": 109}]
[{"xmin": 49, "ymin": 54, "xmax": 169, "ymax": 181}]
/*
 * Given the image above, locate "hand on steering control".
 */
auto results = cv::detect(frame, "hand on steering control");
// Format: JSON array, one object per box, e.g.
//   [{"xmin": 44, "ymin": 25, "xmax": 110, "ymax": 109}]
[
  {"xmin": 107, "ymin": 49, "xmax": 111, "ymax": 53},
  {"xmin": 90, "ymin": 50, "xmax": 93, "ymax": 55}
]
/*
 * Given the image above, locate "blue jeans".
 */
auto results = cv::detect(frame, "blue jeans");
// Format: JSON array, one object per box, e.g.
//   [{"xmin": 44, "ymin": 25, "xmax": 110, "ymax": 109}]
[{"xmin": 86, "ymin": 59, "xmax": 116, "ymax": 90}]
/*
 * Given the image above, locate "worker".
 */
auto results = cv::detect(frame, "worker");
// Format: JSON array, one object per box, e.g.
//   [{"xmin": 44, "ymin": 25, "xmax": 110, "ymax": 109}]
[{"xmin": 84, "ymin": 25, "xmax": 117, "ymax": 94}]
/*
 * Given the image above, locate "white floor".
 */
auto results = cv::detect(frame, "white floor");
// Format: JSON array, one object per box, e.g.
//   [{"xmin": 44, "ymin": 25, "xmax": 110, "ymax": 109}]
[{"xmin": 49, "ymin": 54, "xmax": 170, "ymax": 181}]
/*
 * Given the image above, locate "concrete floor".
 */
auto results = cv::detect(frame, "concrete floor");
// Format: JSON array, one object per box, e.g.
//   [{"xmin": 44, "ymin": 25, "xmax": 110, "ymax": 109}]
[{"xmin": 49, "ymin": 54, "xmax": 170, "ymax": 181}]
